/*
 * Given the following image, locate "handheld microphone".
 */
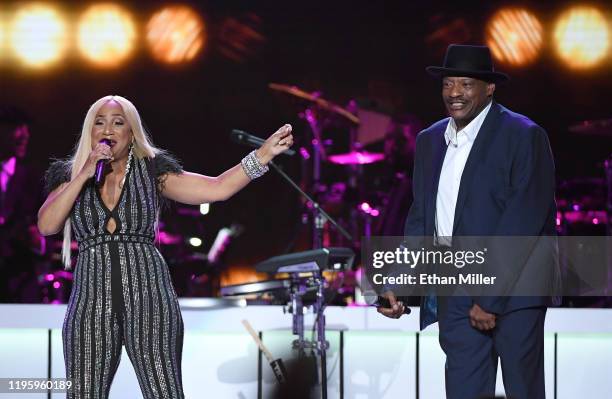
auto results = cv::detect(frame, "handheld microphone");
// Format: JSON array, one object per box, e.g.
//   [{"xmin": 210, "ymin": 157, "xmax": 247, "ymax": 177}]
[
  {"xmin": 95, "ymin": 139, "xmax": 111, "ymax": 185},
  {"xmin": 366, "ymin": 295, "xmax": 412, "ymax": 314},
  {"xmin": 230, "ymin": 129, "xmax": 295, "ymax": 156}
]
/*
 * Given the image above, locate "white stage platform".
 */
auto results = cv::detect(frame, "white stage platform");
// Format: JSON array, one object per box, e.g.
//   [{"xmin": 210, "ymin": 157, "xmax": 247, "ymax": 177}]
[{"xmin": 1, "ymin": 302, "xmax": 611, "ymax": 398}]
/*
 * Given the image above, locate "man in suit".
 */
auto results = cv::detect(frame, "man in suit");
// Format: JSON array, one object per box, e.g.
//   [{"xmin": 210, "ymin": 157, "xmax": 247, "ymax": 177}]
[{"xmin": 378, "ymin": 45, "xmax": 557, "ymax": 398}]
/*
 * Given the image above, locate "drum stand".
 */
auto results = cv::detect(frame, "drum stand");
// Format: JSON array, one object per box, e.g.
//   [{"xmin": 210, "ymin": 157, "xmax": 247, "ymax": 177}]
[
  {"xmin": 268, "ymin": 161, "xmax": 351, "ymax": 398},
  {"xmin": 285, "ymin": 271, "xmax": 328, "ymax": 399}
]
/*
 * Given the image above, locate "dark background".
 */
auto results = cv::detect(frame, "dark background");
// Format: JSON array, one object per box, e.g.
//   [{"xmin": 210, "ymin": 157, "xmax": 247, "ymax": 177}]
[{"xmin": 2, "ymin": 0, "xmax": 611, "ymax": 268}]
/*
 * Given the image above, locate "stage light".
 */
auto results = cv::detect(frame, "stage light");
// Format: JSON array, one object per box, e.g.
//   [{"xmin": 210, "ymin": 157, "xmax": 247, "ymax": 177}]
[
  {"xmin": 486, "ymin": 8, "xmax": 543, "ymax": 66},
  {"xmin": 189, "ymin": 237, "xmax": 202, "ymax": 247},
  {"xmin": 146, "ymin": 5, "xmax": 205, "ymax": 64},
  {"xmin": 9, "ymin": 4, "xmax": 68, "ymax": 67},
  {"xmin": 0, "ymin": 20, "xmax": 4, "ymax": 57},
  {"xmin": 77, "ymin": 4, "xmax": 136, "ymax": 67},
  {"xmin": 199, "ymin": 203, "xmax": 210, "ymax": 215},
  {"xmin": 554, "ymin": 6, "xmax": 610, "ymax": 69}
]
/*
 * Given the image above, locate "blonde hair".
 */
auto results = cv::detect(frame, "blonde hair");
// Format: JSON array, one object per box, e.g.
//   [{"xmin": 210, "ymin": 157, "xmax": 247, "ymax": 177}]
[{"xmin": 62, "ymin": 95, "xmax": 162, "ymax": 268}]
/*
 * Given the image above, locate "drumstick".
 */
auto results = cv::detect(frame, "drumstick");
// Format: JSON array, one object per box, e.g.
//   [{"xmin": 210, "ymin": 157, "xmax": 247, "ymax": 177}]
[
  {"xmin": 242, "ymin": 319, "xmax": 287, "ymax": 384},
  {"xmin": 242, "ymin": 319, "xmax": 274, "ymax": 362}
]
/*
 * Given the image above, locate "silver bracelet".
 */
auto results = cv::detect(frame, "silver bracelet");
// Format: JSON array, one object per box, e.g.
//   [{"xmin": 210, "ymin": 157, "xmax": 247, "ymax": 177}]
[{"xmin": 241, "ymin": 150, "xmax": 269, "ymax": 180}]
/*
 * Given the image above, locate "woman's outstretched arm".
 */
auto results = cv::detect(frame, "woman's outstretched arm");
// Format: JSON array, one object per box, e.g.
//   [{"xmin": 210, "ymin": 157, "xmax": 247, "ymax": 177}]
[{"xmin": 161, "ymin": 124, "xmax": 293, "ymax": 204}]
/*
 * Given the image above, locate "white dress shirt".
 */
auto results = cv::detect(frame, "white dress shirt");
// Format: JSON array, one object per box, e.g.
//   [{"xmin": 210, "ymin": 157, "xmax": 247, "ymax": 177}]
[{"xmin": 435, "ymin": 101, "xmax": 492, "ymax": 241}]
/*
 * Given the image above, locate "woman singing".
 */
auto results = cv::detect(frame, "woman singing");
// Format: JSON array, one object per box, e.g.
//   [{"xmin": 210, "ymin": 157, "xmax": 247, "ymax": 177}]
[{"xmin": 37, "ymin": 95, "xmax": 293, "ymax": 398}]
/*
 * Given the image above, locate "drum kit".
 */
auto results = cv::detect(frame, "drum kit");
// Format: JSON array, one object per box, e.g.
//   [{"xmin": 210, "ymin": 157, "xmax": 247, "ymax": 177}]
[
  {"xmin": 266, "ymin": 82, "xmax": 418, "ymax": 249},
  {"xmin": 222, "ymin": 83, "xmax": 418, "ymax": 309}
]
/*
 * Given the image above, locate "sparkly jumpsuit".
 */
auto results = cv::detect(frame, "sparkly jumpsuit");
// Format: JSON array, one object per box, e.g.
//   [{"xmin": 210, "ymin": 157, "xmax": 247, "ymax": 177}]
[{"xmin": 45, "ymin": 154, "xmax": 185, "ymax": 398}]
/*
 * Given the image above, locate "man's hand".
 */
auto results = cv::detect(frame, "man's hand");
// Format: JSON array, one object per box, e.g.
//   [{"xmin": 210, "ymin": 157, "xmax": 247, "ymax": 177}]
[
  {"xmin": 469, "ymin": 303, "xmax": 496, "ymax": 331},
  {"xmin": 376, "ymin": 291, "xmax": 406, "ymax": 319}
]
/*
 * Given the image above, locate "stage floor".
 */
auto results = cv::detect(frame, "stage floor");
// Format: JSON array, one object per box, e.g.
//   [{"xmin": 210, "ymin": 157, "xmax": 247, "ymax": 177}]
[{"xmin": 1, "ymin": 302, "xmax": 611, "ymax": 398}]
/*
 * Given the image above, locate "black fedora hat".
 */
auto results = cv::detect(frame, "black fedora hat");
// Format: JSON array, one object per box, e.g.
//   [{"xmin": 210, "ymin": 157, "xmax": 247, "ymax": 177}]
[{"xmin": 426, "ymin": 44, "xmax": 509, "ymax": 83}]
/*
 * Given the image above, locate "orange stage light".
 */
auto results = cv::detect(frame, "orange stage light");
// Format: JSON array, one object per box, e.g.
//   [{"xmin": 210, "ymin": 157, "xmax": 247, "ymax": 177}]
[
  {"xmin": 486, "ymin": 8, "xmax": 543, "ymax": 66},
  {"xmin": 9, "ymin": 4, "xmax": 68, "ymax": 68},
  {"xmin": 553, "ymin": 6, "xmax": 610, "ymax": 69},
  {"xmin": 146, "ymin": 5, "xmax": 205, "ymax": 64},
  {"xmin": 77, "ymin": 4, "xmax": 136, "ymax": 68}
]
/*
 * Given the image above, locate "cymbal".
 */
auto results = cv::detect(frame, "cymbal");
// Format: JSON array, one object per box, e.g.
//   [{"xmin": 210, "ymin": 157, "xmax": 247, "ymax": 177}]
[
  {"xmin": 569, "ymin": 118, "xmax": 612, "ymax": 136},
  {"xmin": 268, "ymin": 83, "xmax": 360, "ymax": 125},
  {"xmin": 327, "ymin": 151, "xmax": 385, "ymax": 165}
]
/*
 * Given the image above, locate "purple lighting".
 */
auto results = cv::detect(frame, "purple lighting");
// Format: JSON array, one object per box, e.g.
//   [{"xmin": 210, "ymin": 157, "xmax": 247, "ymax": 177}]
[
  {"xmin": 53, "ymin": 281, "xmax": 61, "ymax": 289},
  {"xmin": 305, "ymin": 109, "xmax": 317, "ymax": 123},
  {"xmin": 46, "ymin": 274, "xmax": 55, "ymax": 281},
  {"xmin": 358, "ymin": 202, "xmax": 380, "ymax": 216}
]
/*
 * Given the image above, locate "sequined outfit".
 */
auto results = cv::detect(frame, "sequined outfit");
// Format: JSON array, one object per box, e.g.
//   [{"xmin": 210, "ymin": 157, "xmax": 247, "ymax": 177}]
[{"xmin": 45, "ymin": 153, "xmax": 185, "ymax": 399}]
